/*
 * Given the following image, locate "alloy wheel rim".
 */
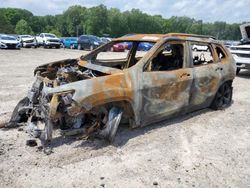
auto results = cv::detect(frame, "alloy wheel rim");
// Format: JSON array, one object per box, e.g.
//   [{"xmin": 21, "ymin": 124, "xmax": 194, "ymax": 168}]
[{"xmin": 217, "ymin": 84, "xmax": 231, "ymax": 107}]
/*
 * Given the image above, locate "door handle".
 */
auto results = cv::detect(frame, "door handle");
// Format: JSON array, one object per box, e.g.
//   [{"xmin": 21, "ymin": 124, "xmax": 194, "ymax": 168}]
[
  {"xmin": 180, "ymin": 73, "xmax": 191, "ymax": 78},
  {"xmin": 215, "ymin": 67, "xmax": 223, "ymax": 71}
]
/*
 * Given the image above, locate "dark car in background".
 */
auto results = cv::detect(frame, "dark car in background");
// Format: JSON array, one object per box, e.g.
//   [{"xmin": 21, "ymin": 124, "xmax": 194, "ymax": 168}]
[
  {"xmin": 77, "ymin": 35, "xmax": 104, "ymax": 50},
  {"xmin": 127, "ymin": 42, "xmax": 154, "ymax": 51},
  {"xmin": 62, "ymin": 37, "xmax": 78, "ymax": 49},
  {"xmin": 100, "ymin": 37, "xmax": 112, "ymax": 44}
]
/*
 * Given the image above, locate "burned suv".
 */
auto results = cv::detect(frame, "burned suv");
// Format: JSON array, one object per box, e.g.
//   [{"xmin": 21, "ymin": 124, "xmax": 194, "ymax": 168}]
[{"xmin": 8, "ymin": 33, "xmax": 236, "ymax": 151}]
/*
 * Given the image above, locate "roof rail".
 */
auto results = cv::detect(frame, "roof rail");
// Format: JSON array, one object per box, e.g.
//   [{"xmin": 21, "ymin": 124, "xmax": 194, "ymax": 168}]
[{"xmin": 167, "ymin": 33, "xmax": 217, "ymax": 40}]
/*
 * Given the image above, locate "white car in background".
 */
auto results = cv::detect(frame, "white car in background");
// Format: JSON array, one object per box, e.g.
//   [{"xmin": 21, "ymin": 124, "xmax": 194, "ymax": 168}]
[
  {"xmin": 36, "ymin": 33, "xmax": 61, "ymax": 48},
  {"xmin": 192, "ymin": 44, "xmax": 209, "ymax": 51},
  {"xmin": 230, "ymin": 41, "xmax": 250, "ymax": 75},
  {"xmin": 230, "ymin": 23, "xmax": 250, "ymax": 75},
  {"xmin": 17, "ymin": 35, "xmax": 37, "ymax": 48},
  {"xmin": 0, "ymin": 35, "xmax": 21, "ymax": 49}
]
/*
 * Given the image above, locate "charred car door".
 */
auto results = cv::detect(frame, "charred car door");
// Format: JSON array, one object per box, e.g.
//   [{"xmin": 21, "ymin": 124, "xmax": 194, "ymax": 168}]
[
  {"xmin": 141, "ymin": 41, "xmax": 193, "ymax": 125},
  {"xmin": 188, "ymin": 42, "xmax": 222, "ymax": 109}
]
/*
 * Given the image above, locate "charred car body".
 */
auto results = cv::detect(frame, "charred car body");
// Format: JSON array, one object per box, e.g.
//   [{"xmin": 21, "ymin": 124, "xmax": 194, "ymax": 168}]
[{"xmin": 8, "ymin": 33, "xmax": 235, "ymax": 151}]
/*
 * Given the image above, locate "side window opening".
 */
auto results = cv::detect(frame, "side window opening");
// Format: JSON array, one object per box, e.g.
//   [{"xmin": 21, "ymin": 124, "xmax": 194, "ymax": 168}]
[
  {"xmin": 148, "ymin": 43, "xmax": 184, "ymax": 71},
  {"xmin": 215, "ymin": 46, "xmax": 226, "ymax": 61},
  {"xmin": 191, "ymin": 43, "xmax": 214, "ymax": 66}
]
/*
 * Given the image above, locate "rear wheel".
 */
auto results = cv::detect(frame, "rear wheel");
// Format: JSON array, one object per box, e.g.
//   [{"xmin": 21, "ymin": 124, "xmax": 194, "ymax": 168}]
[
  {"xmin": 236, "ymin": 68, "xmax": 241, "ymax": 75},
  {"xmin": 211, "ymin": 82, "xmax": 232, "ymax": 110}
]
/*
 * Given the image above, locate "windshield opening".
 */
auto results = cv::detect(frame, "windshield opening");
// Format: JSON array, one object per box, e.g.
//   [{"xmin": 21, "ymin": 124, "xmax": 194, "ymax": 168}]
[{"xmin": 81, "ymin": 41, "xmax": 155, "ymax": 70}]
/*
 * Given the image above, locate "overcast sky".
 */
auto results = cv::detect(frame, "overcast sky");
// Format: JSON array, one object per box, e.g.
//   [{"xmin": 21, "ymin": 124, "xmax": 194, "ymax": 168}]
[{"xmin": 1, "ymin": 0, "xmax": 249, "ymax": 23}]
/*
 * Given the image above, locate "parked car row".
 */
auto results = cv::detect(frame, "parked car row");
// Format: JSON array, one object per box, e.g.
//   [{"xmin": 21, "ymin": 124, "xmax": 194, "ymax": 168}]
[{"xmin": 0, "ymin": 33, "xmax": 158, "ymax": 53}]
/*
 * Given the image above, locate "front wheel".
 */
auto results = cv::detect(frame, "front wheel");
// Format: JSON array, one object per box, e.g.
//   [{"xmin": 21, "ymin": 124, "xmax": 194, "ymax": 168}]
[
  {"xmin": 211, "ymin": 82, "xmax": 232, "ymax": 110},
  {"xmin": 100, "ymin": 107, "xmax": 123, "ymax": 143}
]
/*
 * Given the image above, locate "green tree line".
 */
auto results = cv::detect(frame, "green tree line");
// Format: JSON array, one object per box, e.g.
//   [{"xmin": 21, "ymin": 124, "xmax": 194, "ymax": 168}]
[{"xmin": 0, "ymin": 5, "xmax": 242, "ymax": 40}]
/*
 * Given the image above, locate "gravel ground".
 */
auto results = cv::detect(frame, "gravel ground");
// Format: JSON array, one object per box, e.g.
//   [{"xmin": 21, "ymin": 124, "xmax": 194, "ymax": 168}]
[{"xmin": 0, "ymin": 48, "xmax": 249, "ymax": 188}]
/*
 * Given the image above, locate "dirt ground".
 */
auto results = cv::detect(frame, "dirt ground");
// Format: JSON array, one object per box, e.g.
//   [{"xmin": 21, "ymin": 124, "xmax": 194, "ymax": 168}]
[{"xmin": 0, "ymin": 48, "xmax": 249, "ymax": 188}]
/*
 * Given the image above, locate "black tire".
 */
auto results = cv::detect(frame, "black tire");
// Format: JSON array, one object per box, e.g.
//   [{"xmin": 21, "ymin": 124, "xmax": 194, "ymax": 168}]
[
  {"xmin": 56, "ymin": 45, "xmax": 60, "ymax": 49},
  {"xmin": 211, "ymin": 82, "xmax": 232, "ymax": 110},
  {"xmin": 99, "ymin": 107, "xmax": 123, "ymax": 143},
  {"xmin": 236, "ymin": 68, "xmax": 240, "ymax": 75},
  {"xmin": 193, "ymin": 48, "xmax": 198, "ymax": 51}
]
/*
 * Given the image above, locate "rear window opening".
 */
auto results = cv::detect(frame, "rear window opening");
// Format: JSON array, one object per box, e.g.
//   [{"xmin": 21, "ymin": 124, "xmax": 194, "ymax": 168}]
[{"xmin": 191, "ymin": 43, "xmax": 214, "ymax": 66}]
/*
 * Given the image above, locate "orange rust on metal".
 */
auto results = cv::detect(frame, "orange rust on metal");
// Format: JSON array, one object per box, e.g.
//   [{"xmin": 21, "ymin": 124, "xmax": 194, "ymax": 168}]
[
  {"xmin": 114, "ymin": 34, "xmax": 164, "ymax": 42},
  {"xmin": 81, "ymin": 73, "xmax": 133, "ymax": 109},
  {"xmin": 78, "ymin": 60, "xmax": 88, "ymax": 66},
  {"xmin": 114, "ymin": 33, "xmax": 216, "ymax": 43},
  {"xmin": 49, "ymin": 95, "xmax": 59, "ymax": 118}
]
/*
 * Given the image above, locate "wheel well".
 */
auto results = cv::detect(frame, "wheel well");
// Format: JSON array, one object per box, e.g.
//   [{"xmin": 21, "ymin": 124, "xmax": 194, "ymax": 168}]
[
  {"xmin": 224, "ymin": 80, "xmax": 233, "ymax": 87},
  {"xmin": 91, "ymin": 100, "xmax": 136, "ymax": 127}
]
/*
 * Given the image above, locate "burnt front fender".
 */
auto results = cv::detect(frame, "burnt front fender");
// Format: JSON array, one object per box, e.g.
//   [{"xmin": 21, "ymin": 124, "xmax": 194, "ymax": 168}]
[{"xmin": 43, "ymin": 72, "xmax": 134, "ymax": 113}]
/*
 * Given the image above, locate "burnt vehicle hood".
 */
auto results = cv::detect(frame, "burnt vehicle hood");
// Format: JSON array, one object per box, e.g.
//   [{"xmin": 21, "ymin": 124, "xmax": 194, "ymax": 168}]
[
  {"xmin": 34, "ymin": 58, "xmax": 122, "ymax": 76},
  {"xmin": 78, "ymin": 60, "xmax": 123, "ymax": 75}
]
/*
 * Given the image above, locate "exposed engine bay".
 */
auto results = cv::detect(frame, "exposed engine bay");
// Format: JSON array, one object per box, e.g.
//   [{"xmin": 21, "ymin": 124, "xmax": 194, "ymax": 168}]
[{"xmin": 7, "ymin": 59, "xmax": 123, "ymax": 154}]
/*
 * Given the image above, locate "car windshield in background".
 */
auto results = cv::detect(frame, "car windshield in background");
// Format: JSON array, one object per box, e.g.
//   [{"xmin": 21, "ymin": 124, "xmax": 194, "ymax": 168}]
[
  {"xmin": 90, "ymin": 36, "xmax": 101, "ymax": 42},
  {"xmin": 21, "ymin": 35, "xmax": 32, "ymax": 38},
  {"xmin": 45, "ymin": 34, "xmax": 56, "ymax": 38},
  {"xmin": 1, "ymin": 36, "xmax": 16, "ymax": 40}
]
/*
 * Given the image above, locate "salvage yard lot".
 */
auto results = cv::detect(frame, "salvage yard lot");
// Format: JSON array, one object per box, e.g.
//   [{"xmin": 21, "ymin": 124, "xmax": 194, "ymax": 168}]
[{"xmin": 0, "ymin": 48, "xmax": 250, "ymax": 187}]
